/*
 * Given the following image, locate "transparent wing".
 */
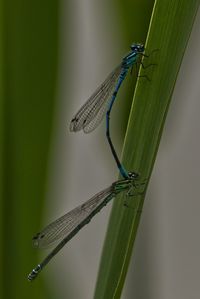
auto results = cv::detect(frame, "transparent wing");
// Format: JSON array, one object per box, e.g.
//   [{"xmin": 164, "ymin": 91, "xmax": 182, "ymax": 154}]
[
  {"xmin": 83, "ymin": 98, "xmax": 108, "ymax": 133},
  {"xmin": 69, "ymin": 64, "xmax": 122, "ymax": 133},
  {"xmin": 32, "ymin": 185, "xmax": 113, "ymax": 249}
]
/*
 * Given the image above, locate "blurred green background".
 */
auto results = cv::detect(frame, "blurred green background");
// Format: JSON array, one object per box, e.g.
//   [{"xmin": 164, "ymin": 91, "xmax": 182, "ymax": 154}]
[
  {"xmin": 1, "ymin": 0, "xmax": 59, "ymax": 298},
  {"xmin": 1, "ymin": 1, "xmax": 200, "ymax": 299}
]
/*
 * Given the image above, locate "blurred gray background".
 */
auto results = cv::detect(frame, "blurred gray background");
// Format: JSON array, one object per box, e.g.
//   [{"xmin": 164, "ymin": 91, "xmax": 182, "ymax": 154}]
[{"xmin": 42, "ymin": 2, "xmax": 200, "ymax": 298}]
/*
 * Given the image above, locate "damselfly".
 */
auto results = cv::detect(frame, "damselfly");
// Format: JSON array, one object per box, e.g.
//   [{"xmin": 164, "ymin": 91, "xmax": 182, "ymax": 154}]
[
  {"xmin": 70, "ymin": 43, "xmax": 146, "ymax": 179},
  {"xmin": 28, "ymin": 172, "xmax": 141, "ymax": 281}
]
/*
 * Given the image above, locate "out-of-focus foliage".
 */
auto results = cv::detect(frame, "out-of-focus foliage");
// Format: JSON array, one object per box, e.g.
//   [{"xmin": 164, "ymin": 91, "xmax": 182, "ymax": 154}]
[{"xmin": 0, "ymin": 1, "xmax": 59, "ymax": 298}]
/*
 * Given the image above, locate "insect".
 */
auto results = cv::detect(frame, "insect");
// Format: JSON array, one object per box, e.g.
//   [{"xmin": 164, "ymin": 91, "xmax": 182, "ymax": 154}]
[
  {"xmin": 28, "ymin": 172, "xmax": 142, "ymax": 281},
  {"xmin": 69, "ymin": 43, "xmax": 146, "ymax": 179}
]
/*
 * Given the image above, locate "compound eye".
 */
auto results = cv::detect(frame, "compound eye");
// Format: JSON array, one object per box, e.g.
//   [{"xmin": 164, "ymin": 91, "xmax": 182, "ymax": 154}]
[{"xmin": 128, "ymin": 172, "xmax": 139, "ymax": 179}]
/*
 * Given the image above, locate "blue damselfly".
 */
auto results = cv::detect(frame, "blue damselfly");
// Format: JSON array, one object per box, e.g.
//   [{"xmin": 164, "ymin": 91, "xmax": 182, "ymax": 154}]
[{"xmin": 70, "ymin": 43, "xmax": 146, "ymax": 179}]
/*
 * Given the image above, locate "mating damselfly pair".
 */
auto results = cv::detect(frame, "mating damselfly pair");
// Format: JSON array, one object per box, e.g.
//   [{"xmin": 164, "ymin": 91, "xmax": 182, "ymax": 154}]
[{"xmin": 28, "ymin": 43, "xmax": 149, "ymax": 281}]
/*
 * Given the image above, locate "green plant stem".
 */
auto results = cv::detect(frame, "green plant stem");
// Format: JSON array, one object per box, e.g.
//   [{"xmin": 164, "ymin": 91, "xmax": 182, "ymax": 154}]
[{"xmin": 94, "ymin": 0, "xmax": 200, "ymax": 298}]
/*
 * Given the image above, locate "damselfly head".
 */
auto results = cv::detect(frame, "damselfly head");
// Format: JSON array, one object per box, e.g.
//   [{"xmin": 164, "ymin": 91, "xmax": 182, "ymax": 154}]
[
  {"xmin": 128, "ymin": 171, "xmax": 139, "ymax": 180},
  {"xmin": 131, "ymin": 43, "xmax": 144, "ymax": 53}
]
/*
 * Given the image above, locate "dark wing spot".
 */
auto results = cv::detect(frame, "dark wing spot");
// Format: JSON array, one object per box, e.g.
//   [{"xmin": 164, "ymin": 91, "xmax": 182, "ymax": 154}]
[{"xmin": 32, "ymin": 233, "xmax": 40, "ymax": 240}]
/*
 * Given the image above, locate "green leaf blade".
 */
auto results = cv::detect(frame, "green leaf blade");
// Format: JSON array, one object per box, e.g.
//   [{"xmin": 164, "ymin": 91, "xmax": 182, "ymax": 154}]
[{"xmin": 94, "ymin": 1, "xmax": 200, "ymax": 298}]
